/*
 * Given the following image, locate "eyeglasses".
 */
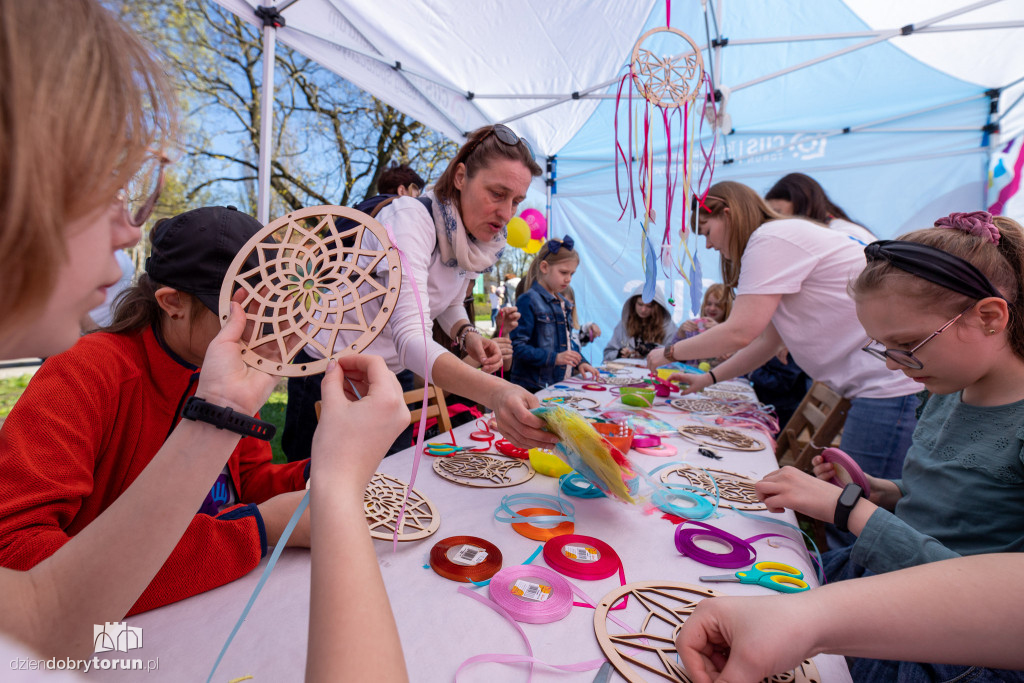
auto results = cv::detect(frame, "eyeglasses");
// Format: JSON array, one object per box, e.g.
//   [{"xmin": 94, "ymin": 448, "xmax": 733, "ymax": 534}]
[
  {"xmin": 463, "ymin": 123, "xmax": 535, "ymax": 161},
  {"xmin": 117, "ymin": 154, "xmax": 169, "ymax": 227},
  {"xmin": 861, "ymin": 302, "xmax": 975, "ymax": 369}
]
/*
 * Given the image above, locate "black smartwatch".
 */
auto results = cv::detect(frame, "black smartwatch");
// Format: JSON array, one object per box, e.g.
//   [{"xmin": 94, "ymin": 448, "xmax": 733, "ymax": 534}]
[
  {"xmin": 833, "ymin": 483, "xmax": 865, "ymax": 533},
  {"xmin": 181, "ymin": 396, "xmax": 276, "ymax": 441}
]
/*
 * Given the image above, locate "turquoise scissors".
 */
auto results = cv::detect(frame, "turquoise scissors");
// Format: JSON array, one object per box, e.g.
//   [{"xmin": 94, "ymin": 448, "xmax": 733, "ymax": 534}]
[{"xmin": 700, "ymin": 561, "xmax": 810, "ymax": 594}]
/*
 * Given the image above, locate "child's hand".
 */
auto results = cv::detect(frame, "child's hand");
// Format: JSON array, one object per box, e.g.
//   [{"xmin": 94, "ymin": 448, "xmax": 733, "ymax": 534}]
[
  {"xmin": 681, "ymin": 320, "xmax": 700, "ymax": 334},
  {"xmin": 555, "ymin": 350, "xmax": 582, "ymax": 367},
  {"xmin": 490, "ymin": 336, "xmax": 513, "ymax": 372},
  {"xmin": 755, "ymin": 466, "xmax": 843, "ymax": 522},
  {"xmin": 577, "ymin": 363, "xmax": 598, "ymax": 380},
  {"xmin": 646, "ymin": 346, "xmax": 668, "ymax": 369},
  {"xmin": 583, "ymin": 322, "xmax": 601, "ymax": 339},
  {"xmin": 618, "ymin": 348, "xmax": 639, "ymax": 359},
  {"xmin": 490, "ymin": 384, "xmax": 559, "ymax": 449},
  {"xmin": 196, "ymin": 301, "xmax": 278, "ymax": 417},
  {"xmin": 495, "ymin": 306, "xmax": 520, "ymax": 334},
  {"xmin": 311, "ymin": 355, "xmax": 409, "ymax": 495},
  {"xmin": 669, "ymin": 372, "xmax": 710, "ymax": 394},
  {"xmin": 810, "ymin": 455, "xmax": 836, "ymax": 482}
]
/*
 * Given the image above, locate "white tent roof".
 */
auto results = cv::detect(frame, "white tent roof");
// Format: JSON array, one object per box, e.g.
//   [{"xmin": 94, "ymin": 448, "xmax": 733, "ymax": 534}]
[{"xmin": 210, "ymin": 0, "xmax": 1024, "ymax": 342}]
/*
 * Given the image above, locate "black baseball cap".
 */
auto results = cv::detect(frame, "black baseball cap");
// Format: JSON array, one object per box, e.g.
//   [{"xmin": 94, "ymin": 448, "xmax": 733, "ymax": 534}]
[{"xmin": 145, "ymin": 205, "xmax": 261, "ymax": 314}]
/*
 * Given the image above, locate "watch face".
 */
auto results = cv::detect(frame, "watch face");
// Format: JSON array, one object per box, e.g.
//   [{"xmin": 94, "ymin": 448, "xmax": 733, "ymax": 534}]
[{"xmin": 838, "ymin": 484, "xmax": 863, "ymax": 507}]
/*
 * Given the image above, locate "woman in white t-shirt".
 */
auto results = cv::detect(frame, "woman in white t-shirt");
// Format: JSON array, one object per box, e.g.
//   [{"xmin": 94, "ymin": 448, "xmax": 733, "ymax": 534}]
[
  {"xmin": 647, "ymin": 181, "xmax": 919, "ymax": 478},
  {"xmin": 765, "ymin": 172, "xmax": 876, "ymax": 245}
]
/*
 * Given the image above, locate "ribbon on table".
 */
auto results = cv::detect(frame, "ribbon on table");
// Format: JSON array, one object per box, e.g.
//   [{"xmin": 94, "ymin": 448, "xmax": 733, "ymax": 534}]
[
  {"xmin": 542, "ymin": 534, "xmax": 631, "ymax": 611},
  {"xmin": 495, "ymin": 493, "xmax": 576, "ymax": 541},
  {"xmin": 642, "ymin": 463, "xmax": 719, "ymax": 520},
  {"xmin": 674, "ymin": 519, "xmax": 790, "ymax": 569},
  {"xmin": 822, "ymin": 446, "xmax": 873, "ymax": 496},
  {"xmin": 429, "ymin": 536, "xmax": 504, "ymax": 584}
]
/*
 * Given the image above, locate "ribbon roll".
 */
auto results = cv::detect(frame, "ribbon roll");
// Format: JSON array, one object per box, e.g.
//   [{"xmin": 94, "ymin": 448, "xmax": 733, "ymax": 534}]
[
  {"xmin": 652, "ymin": 482, "xmax": 716, "ymax": 520},
  {"xmin": 496, "ymin": 493, "xmax": 576, "ymax": 541},
  {"xmin": 581, "ymin": 383, "xmax": 607, "ymax": 391},
  {"xmin": 543, "ymin": 535, "xmax": 622, "ymax": 581},
  {"xmin": 559, "ymin": 472, "xmax": 606, "ymax": 499},
  {"xmin": 430, "ymin": 536, "xmax": 503, "ymax": 583},
  {"xmin": 822, "ymin": 447, "xmax": 873, "ymax": 497},
  {"xmin": 511, "ymin": 508, "xmax": 575, "ymax": 541},
  {"xmin": 495, "ymin": 439, "xmax": 530, "ymax": 459},
  {"xmin": 487, "ymin": 565, "xmax": 575, "ymax": 624},
  {"xmin": 630, "ymin": 434, "xmax": 661, "ymax": 449},
  {"xmin": 674, "ymin": 521, "xmax": 787, "ymax": 569},
  {"xmin": 635, "ymin": 443, "xmax": 677, "ymax": 457}
]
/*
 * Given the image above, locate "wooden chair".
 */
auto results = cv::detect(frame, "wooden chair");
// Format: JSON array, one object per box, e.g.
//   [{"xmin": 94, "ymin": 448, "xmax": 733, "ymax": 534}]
[
  {"xmin": 774, "ymin": 381, "xmax": 851, "ymax": 473},
  {"xmin": 403, "ymin": 384, "xmax": 453, "ymax": 436}
]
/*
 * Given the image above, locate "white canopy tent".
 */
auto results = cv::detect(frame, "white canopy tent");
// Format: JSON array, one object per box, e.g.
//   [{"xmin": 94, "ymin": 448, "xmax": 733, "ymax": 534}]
[{"xmin": 210, "ymin": 0, "xmax": 1024, "ymax": 342}]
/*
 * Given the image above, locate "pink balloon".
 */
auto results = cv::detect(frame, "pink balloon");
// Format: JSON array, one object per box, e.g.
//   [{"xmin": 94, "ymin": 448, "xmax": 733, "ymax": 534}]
[{"xmin": 520, "ymin": 208, "xmax": 547, "ymax": 241}]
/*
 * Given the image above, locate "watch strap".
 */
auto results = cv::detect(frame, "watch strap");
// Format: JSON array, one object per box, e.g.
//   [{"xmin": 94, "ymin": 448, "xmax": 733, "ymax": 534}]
[
  {"xmin": 833, "ymin": 483, "xmax": 864, "ymax": 533},
  {"xmin": 182, "ymin": 396, "xmax": 276, "ymax": 441},
  {"xmin": 663, "ymin": 342, "xmax": 677, "ymax": 362}
]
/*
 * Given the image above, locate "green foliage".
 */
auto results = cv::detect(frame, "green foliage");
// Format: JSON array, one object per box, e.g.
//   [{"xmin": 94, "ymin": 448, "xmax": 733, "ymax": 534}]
[
  {"xmin": 261, "ymin": 385, "xmax": 290, "ymax": 464},
  {"xmin": 0, "ymin": 374, "xmax": 32, "ymax": 420}
]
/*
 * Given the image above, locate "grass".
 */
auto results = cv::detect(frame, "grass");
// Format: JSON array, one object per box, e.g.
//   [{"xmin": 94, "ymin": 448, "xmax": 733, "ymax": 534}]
[
  {"xmin": 0, "ymin": 374, "xmax": 33, "ymax": 420},
  {"xmin": 0, "ymin": 372, "xmax": 293, "ymax": 463}
]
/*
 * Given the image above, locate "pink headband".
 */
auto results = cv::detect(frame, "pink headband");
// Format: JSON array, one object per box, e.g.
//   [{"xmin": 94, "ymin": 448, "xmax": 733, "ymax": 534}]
[{"xmin": 933, "ymin": 211, "xmax": 1000, "ymax": 245}]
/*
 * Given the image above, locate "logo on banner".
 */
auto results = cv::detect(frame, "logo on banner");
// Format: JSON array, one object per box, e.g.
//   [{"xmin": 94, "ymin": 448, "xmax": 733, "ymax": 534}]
[
  {"xmin": 721, "ymin": 133, "xmax": 828, "ymax": 165},
  {"xmin": 93, "ymin": 622, "xmax": 143, "ymax": 653}
]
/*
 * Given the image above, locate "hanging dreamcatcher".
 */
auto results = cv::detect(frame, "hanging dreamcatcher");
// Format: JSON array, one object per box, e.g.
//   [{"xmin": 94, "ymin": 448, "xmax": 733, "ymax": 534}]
[{"xmin": 615, "ymin": 5, "xmax": 720, "ymax": 314}]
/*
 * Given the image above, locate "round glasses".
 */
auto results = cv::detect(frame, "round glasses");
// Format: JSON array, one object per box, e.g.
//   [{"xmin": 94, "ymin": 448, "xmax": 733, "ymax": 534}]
[
  {"xmin": 117, "ymin": 154, "xmax": 169, "ymax": 227},
  {"xmin": 860, "ymin": 302, "xmax": 975, "ymax": 370}
]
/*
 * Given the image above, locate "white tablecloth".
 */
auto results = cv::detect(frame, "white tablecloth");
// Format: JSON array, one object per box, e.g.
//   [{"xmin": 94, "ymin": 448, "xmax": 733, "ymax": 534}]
[{"xmin": 90, "ymin": 364, "xmax": 851, "ymax": 683}]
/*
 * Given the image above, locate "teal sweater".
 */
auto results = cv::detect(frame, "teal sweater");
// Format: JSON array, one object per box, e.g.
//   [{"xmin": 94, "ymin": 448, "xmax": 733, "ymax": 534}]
[{"xmin": 852, "ymin": 391, "xmax": 1024, "ymax": 573}]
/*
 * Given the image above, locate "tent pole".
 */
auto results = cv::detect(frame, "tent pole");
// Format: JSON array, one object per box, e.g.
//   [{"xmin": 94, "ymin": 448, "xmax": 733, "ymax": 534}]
[
  {"xmin": 545, "ymin": 156, "xmax": 555, "ymax": 228},
  {"xmin": 256, "ymin": 9, "xmax": 280, "ymax": 224}
]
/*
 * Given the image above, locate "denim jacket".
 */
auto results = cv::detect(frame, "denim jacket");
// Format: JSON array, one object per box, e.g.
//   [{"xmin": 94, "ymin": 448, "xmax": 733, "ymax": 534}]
[{"xmin": 510, "ymin": 281, "xmax": 580, "ymax": 392}]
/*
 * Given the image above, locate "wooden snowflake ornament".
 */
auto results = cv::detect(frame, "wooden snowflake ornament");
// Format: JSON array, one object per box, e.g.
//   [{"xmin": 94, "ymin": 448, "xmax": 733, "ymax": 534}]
[{"xmin": 218, "ymin": 205, "xmax": 401, "ymax": 376}]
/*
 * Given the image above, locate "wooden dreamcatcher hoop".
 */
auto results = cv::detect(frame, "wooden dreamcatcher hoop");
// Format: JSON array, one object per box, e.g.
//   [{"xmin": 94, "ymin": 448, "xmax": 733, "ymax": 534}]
[
  {"xmin": 542, "ymin": 395, "xmax": 601, "ymax": 411},
  {"xmin": 701, "ymin": 389, "xmax": 751, "ymax": 402},
  {"xmin": 677, "ymin": 425, "xmax": 765, "ymax": 452},
  {"xmin": 432, "ymin": 453, "xmax": 535, "ymax": 488},
  {"xmin": 669, "ymin": 398, "xmax": 730, "ymax": 414},
  {"xmin": 364, "ymin": 472, "xmax": 440, "ymax": 541},
  {"xmin": 218, "ymin": 205, "xmax": 401, "ymax": 377},
  {"xmin": 630, "ymin": 27, "xmax": 705, "ymax": 109},
  {"xmin": 659, "ymin": 464, "xmax": 766, "ymax": 511},
  {"xmin": 594, "ymin": 581, "xmax": 820, "ymax": 683},
  {"xmin": 710, "ymin": 381, "xmax": 751, "ymax": 393},
  {"xmin": 602, "ymin": 376, "xmax": 644, "ymax": 387}
]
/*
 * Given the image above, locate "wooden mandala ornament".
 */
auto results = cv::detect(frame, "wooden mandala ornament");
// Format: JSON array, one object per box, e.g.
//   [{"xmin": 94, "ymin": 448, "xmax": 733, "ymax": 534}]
[
  {"xmin": 542, "ymin": 395, "xmax": 600, "ymax": 411},
  {"xmin": 669, "ymin": 398, "xmax": 730, "ymax": 414},
  {"xmin": 710, "ymin": 380, "xmax": 751, "ymax": 393},
  {"xmin": 701, "ymin": 389, "xmax": 751, "ymax": 402},
  {"xmin": 432, "ymin": 453, "xmax": 535, "ymax": 488},
  {"xmin": 364, "ymin": 472, "xmax": 440, "ymax": 541},
  {"xmin": 218, "ymin": 205, "xmax": 402, "ymax": 377},
  {"xmin": 594, "ymin": 581, "xmax": 820, "ymax": 683},
  {"xmin": 677, "ymin": 426, "xmax": 764, "ymax": 452},
  {"xmin": 659, "ymin": 464, "xmax": 766, "ymax": 511},
  {"xmin": 602, "ymin": 376, "xmax": 644, "ymax": 387},
  {"xmin": 630, "ymin": 27, "xmax": 705, "ymax": 109}
]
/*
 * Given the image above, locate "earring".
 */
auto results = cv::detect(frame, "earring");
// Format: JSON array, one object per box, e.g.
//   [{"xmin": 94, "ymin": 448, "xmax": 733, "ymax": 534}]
[
  {"xmin": 989, "ymin": 329, "xmax": 997, "ymax": 335},
  {"xmin": 171, "ymin": 314, "xmax": 181, "ymax": 321}
]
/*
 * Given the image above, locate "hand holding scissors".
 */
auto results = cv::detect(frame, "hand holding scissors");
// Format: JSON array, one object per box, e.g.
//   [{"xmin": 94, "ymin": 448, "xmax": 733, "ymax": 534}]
[{"xmin": 700, "ymin": 561, "xmax": 810, "ymax": 594}]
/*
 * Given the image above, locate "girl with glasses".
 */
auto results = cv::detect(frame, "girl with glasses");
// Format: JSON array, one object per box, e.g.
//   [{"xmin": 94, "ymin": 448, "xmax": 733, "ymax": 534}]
[
  {"xmin": 650, "ymin": 180, "xmax": 921, "ymax": 480},
  {"xmin": 754, "ymin": 211, "xmax": 1024, "ymax": 682}
]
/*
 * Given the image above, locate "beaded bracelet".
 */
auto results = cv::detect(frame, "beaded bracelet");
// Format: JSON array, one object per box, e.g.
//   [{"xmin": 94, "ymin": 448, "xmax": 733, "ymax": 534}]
[{"xmin": 457, "ymin": 324, "xmax": 481, "ymax": 352}]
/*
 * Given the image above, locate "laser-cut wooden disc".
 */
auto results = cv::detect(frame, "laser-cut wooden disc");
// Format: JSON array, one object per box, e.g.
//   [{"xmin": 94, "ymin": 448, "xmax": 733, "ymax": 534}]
[
  {"xmin": 542, "ymin": 395, "xmax": 601, "ymax": 411},
  {"xmin": 677, "ymin": 426, "xmax": 764, "ymax": 452},
  {"xmin": 659, "ymin": 464, "xmax": 766, "ymax": 511},
  {"xmin": 602, "ymin": 376, "xmax": 645, "ymax": 387},
  {"xmin": 701, "ymin": 389, "xmax": 751, "ymax": 402},
  {"xmin": 670, "ymin": 398, "xmax": 730, "ymax": 414},
  {"xmin": 710, "ymin": 381, "xmax": 751, "ymax": 393},
  {"xmin": 218, "ymin": 205, "xmax": 401, "ymax": 377},
  {"xmin": 630, "ymin": 27, "xmax": 706, "ymax": 109},
  {"xmin": 364, "ymin": 472, "xmax": 440, "ymax": 541},
  {"xmin": 594, "ymin": 581, "xmax": 820, "ymax": 683},
  {"xmin": 432, "ymin": 453, "xmax": 535, "ymax": 488}
]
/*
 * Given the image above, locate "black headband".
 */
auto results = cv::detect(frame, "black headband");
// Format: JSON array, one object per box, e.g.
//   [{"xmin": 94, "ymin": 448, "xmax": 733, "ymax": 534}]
[{"xmin": 864, "ymin": 240, "xmax": 1006, "ymax": 301}]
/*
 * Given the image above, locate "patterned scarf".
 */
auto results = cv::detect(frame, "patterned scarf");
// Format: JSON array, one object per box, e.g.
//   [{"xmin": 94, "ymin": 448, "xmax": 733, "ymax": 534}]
[{"xmin": 429, "ymin": 190, "xmax": 506, "ymax": 275}]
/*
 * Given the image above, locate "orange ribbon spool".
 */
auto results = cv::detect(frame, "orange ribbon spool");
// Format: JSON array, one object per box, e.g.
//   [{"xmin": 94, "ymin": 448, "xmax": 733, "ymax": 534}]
[
  {"xmin": 429, "ymin": 536, "xmax": 503, "ymax": 583},
  {"xmin": 510, "ymin": 507, "xmax": 576, "ymax": 541}
]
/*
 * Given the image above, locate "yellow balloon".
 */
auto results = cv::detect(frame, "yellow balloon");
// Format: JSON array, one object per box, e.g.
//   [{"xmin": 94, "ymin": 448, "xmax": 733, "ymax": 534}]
[
  {"xmin": 524, "ymin": 238, "xmax": 543, "ymax": 254},
  {"xmin": 506, "ymin": 216, "xmax": 530, "ymax": 248}
]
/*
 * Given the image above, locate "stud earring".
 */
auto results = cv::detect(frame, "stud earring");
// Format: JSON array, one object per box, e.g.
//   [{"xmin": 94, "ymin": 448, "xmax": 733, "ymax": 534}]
[
  {"xmin": 171, "ymin": 314, "xmax": 181, "ymax": 321},
  {"xmin": 989, "ymin": 329, "xmax": 997, "ymax": 335}
]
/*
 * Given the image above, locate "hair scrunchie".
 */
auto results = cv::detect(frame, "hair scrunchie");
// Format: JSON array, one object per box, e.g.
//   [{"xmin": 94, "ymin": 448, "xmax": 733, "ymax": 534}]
[{"xmin": 934, "ymin": 211, "xmax": 1001, "ymax": 245}]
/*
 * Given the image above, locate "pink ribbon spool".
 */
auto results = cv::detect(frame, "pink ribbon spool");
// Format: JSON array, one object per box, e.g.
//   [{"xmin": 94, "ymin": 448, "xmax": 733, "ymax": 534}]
[
  {"xmin": 822, "ymin": 447, "xmax": 872, "ymax": 497},
  {"xmin": 543, "ymin": 535, "xmax": 622, "ymax": 581},
  {"xmin": 487, "ymin": 565, "xmax": 574, "ymax": 624},
  {"xmin": 630, "ymin": 434, "xmax": 661, "ymax": 449},
  {"xmin": 635, "ymin": 443, "xmax": 677, "ymax": 457},
  {"xmin": 674, "ymin": 521, "xmax": 787, "ymax": 569}
]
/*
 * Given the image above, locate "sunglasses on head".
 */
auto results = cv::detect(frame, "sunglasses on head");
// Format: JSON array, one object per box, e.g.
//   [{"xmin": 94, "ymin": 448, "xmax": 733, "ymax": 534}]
[{"xmin": 463, "ymin": 123, "xmax": 535, "ymax": 160}]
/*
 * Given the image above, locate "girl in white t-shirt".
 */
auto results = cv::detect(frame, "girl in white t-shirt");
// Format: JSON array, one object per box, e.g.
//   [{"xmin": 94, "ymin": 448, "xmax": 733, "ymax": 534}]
[{"xmin": 648, "ymin": 181, "xmax": 920, "ymax": 478}]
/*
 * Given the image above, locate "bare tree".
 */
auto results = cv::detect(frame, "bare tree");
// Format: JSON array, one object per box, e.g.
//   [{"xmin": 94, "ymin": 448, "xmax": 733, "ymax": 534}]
[{"xmin": 109, "ymin": 0, "xmax": 456, "ymax": 217}]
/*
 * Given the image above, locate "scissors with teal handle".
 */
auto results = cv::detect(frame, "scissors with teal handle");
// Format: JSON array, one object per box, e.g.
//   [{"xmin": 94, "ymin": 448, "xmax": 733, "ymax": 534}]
[
  {"xmin": 424, "ymin": 443, "xmax": 469, "ymax": 456},
  {"xmin": 700, "ymin": 561, "xmax": 810, "ymax": 594}
]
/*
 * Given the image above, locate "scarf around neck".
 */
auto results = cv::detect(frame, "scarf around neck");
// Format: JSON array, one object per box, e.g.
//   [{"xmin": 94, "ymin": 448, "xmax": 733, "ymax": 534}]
[{"xmin": 428, "ymin": 189, "xmax": 506, "ymax": 274}]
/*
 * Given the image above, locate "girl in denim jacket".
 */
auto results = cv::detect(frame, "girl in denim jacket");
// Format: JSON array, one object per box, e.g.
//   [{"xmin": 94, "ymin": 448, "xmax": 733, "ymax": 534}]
[{"xmin": 510, "ymin": 236, "xmax": 598, "ymax": 392}]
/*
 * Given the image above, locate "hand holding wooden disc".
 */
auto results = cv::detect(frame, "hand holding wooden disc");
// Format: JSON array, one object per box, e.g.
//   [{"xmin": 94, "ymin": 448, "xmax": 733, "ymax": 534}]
[{"xmin": 218, "ymin": 206, "xmax": 401, "ymax": 376}]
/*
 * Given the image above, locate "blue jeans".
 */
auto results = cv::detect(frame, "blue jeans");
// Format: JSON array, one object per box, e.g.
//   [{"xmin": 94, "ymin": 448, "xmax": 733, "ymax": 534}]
[
  {"xmin": 840, "ymin": 393, "xmax": 919, "ymax": 479},
  {"xmin": 825, "ymin": 546, "xmax": 1024, "ymax": 683}
]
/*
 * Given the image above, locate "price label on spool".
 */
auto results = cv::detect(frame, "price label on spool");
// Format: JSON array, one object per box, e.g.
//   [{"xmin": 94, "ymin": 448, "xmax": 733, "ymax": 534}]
[
  {"xmin": 562, "ymin": 544, "xmax": 600, "ymax": 563},
  {"xmin": 449, "ymin": 544, "xmax": 489, "ymax": 567},
  {"xmin": 511, "ymin": 578, "xmax": 553, "ymax": 602}
]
